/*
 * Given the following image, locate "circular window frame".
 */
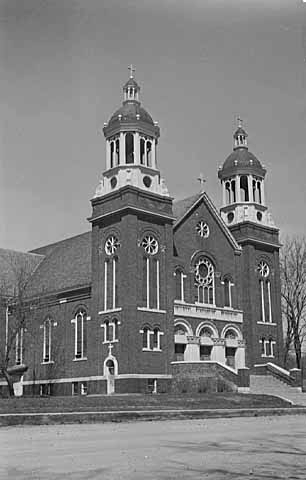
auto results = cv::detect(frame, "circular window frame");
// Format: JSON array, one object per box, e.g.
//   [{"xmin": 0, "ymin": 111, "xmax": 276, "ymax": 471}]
[
  {"xmin": 141, "ymin": 235, "xmax": 159, "ymax": 255},
  {"xmin": 143, "ymin": 176, "xmax": 152, "ymax": 188},
  {"xmin": 257, "ymin": 260, "xmax": 270, "ymax": 278},
  {"xmin": 105, "ymin": 235, "xmax": 120, "ymax": 256},
  {"xmin": 196, "ymin": 221, "xmax": 210, "ymax": 238}
]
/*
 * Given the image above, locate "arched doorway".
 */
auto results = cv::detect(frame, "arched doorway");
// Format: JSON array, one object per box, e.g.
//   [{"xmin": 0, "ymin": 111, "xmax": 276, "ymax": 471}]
[
  {"xmin": 104, "ymin": 355, "xmax": 118, "ymax": 395},
  {"xmin": 224, "ymin": 328, "xmax": 239, "ymax": 369}
]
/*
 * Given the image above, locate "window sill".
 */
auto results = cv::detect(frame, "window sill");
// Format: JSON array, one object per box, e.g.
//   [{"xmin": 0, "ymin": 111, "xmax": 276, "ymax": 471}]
[
  {"xmin": 103, "ymin": 339, "xmax": 119, "ymax": 344},
  {"xmin": 138, "ymin": 307, "xmax": 166, "ymax": 313},
  {"xmin": 257, "ymin": 322, "xmax": 277, "ymax": 326},
  {"xmin": 261, "ymin": 354, "xmax": 275, "ymax": 358},
  {"xmin": 99, "ymin": 308, "xmax": 122, "ymax": 315},
  {"xmin": 41, "ymin": 361, "xmax": 54, "ymax": 365},
  {"xmin": 195, "ymin": 302, "xmax": 216, "ymax": 308},
  {"xmin": 142, "ymin": 348, "xmax": 162, "ymax": 352},
  {"xmin": 73, "ymin": 357, "xmax": 88, "ymax": 362}
]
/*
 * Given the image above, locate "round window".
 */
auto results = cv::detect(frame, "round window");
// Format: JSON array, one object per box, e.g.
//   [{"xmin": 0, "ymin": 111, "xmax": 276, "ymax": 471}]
[
  {"xmin": 105, "ymin": 236, "xmax": 120, "ymax": 255},
  {"xmin": 227, "ymin": 212, "xmax": 234, "ymax": 223},
  {"xmin": 110, "ymin": 177, "xmax": 117, "ymax": 189},
  {"xmin": 195, "ymin": 258, "xmax": 214, "ymax": 285},
  {"xmin": 143, "ymin": 176, "xmax": 152, "ymax": 188},
  {"xmin": 257, "ymin": 260, "xmax": 270, "ymax": 278},
  {"xmin": 141, "ymin": 235, "xmax": 158, "ymax": 255},
  {"xmin": 196, "ymin": 221, "xmax": 209, "ymax": 238}
]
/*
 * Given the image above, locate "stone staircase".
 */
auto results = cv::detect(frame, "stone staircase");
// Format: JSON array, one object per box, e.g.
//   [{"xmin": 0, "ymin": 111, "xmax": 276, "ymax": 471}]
[{"xmin": 250, "ymin": 374, "xmax": 306, "ymax": 406}]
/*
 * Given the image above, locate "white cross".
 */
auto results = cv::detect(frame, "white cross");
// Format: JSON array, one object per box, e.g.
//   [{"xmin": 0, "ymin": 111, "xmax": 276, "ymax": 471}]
[
  {"xmin": 197, "ymin": 173, "xmax": 206, "ymax": 192},
  {"xmin": 108, "ymin": 343, "xmax": 113, "ymax": 356},
  {"xmin": 128, "ymin": 64, "xmax": 135, "ymax": 78},
  {"xmin": 237, "ymin": 116, "xmax": 243, "ymax": 128}
]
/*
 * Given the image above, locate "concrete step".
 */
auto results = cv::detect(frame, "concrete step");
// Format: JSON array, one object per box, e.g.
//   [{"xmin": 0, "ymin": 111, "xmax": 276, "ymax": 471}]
[{"xmin": 250, "ymin": 374, "xmax": 306, "ymax": 406}]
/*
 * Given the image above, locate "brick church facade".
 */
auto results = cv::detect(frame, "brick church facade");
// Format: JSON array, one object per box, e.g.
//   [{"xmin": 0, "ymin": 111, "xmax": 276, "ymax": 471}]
[{"xmin": 0, "ymin": 71, "xmax": 284, "ymax": 396}]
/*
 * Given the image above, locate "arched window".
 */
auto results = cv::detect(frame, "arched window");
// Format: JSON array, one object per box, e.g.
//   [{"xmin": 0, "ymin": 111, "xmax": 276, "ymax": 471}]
[
  {"xmin": 240, "ymin": 175, "xmax": 249, "ymax": 201},
  {"xmin": 141, "ymin": 235, "xmax": 160, "ymax": 310},
  {"xmin": 174, "ymin": 324, "xmax": 187, "ymax": 336},
  {"xmin": 199, "ymin": 326, "xmax": 213, "ymax": 338},
  {"xmin": 153, "ymin": 327, "xmax": 162, "ymax": 350},
  {"xmin": 110, "ymin": 141, "xmax": 115, "ymax": 169},
  {"xmin": 146, "ymin": 141, "xmax": 152, "ymax": 167},
  {"xmin": 225, "ymin": 329, "xmax": 237, "ymax": 340},
  {"xmin": 73, "ymin": 309, "xmax": 87, "ymax": 359},
  {"xmin": 125, "ymin": 133, "xmax": 134, "ymax": 164},
  {"xmin": 225, "ymin": 181, "xmax": 231, "ymax": 204},
  {"xmin": 194, "ymin": 257, "xmax": 215, "ymax": 305},
  {"xmin": 115, "ymin": 138, "xmax": 120, "ymax": 165},
  {"xmin": 257, "ymin": 181, "xmax": 262, "ymax": 204},
  {"xmin": 257, "ymin": 261, "xmax": 272, "ymax": 323},
  {"xmin": 260, "ymin": 336, "xmax": 275, "ymax": 357},
  {"xmin": 104, "ymin": 320, "xmax": 111, "ymax": 342},
  {"xmin": 223, "ymin": 278, "xmax": 234, "ymax": 308},
  {"xmin": 231, "ymin": 180, "xmax": 236, "ymax": 202},
  {"xmin": 104, "ymin": 236, "xmax": 120, "ymax": 311},
  {"xmin": 113, "ymin": 319, "xmax": 119, "ymax": 341},
  {"xmin": 174, "ymin": 267, "xmax": 186, "ymax": 302},
  {"xmin": 140, "ymin": 138, "xmax": 145, "ymax": 165},
  {"xmin": 142, "ymin": 326, "xmax": 151, "ymax": 350},
  {"xmin": 43, "ymin": 318, "xmax": 52, "ymax": 363}
]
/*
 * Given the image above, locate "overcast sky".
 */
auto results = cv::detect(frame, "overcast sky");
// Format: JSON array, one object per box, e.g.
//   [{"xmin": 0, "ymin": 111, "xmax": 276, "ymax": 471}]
[{"xmin": 0, "ymin": 0, "xmax": 305, "ymax": 251}]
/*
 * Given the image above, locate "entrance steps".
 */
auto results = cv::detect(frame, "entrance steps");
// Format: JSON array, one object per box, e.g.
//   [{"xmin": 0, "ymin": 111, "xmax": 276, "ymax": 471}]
[{"xmin": 250, "ymin": 374, "xmax": 306, "ymax": 406}]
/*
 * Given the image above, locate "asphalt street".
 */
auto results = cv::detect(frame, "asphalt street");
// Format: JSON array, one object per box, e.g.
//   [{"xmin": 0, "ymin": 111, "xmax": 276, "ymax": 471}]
[{"xmin": 1, "ymin": 415, "xmax": 306, "ymax": 479}]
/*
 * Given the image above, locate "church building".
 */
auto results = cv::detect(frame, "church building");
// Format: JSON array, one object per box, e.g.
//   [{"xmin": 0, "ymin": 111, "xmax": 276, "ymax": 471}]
[{"xmin": 0, "ymin": 69, "xmax": 284, "ymax": 396}]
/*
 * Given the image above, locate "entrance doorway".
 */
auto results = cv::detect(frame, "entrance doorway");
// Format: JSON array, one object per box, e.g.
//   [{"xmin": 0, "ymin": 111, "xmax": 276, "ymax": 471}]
[
  {"xmin": 225, "ymin": 347, "xmax": 236, "ymax": 368},
  {"xmin": 105, "ymin": 359, "xmax": 115, "ymax": 394}
]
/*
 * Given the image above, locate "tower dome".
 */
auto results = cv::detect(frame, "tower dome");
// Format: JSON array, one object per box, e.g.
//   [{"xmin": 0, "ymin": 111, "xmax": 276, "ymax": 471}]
[
  {"xmin": 218, "ymin": 119, "xmax": 274, "ymax": 228},
  {"xmin": 94, "ymin": 66, "xmax": 169, "ymax": 198},
  {"xmin": 218, "ymin": 120, "xmax": 266, "ymax": 180}
]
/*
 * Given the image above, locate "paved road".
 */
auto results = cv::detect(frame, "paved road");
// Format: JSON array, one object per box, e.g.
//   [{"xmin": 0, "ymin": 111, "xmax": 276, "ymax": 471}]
[{"xmin": 1, "ymin": 416, "xmax": 306, "ymax": 479}]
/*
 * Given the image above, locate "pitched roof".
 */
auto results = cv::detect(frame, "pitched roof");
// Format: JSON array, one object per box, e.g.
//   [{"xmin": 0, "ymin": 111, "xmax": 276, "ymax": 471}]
[
  {"xmin": 173, "ymin": 193, "xmax": 202, "ymax": 220},
  {"xmin": 0, "ymin": 248, "xmax": 44, "ymax": 297},
  {"xmin": 27, "ymin": 231, "xmax": 92, "ymax": 296}
]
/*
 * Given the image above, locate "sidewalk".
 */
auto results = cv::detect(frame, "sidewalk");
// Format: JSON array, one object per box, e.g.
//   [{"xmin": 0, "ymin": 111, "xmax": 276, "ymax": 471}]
[{"xmin": 1, "ymin": 406, "xmax": 306, "ymax": 427}]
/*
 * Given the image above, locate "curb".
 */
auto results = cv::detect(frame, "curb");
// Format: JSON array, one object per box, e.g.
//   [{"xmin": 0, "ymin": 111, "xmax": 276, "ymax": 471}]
[{"xmin": 1, "ymin": 407, "xmax": 306, "ymax": 427}]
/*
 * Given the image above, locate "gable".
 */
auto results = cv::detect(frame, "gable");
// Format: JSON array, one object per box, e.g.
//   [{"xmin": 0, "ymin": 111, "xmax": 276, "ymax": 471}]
[{"xmin": 173, "ymin": 192, "xmax": 241, "ymax": 254}]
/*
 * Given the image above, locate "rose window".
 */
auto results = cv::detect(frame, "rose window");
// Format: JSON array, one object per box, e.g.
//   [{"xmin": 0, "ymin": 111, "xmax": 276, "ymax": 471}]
[
  {"xmin": 142, "ymin": 235, "xmax": 158, "ymax": 255},
  {"xmin": 196, "ymin": 221, "xmax": 209, "ymax": 238},
  {"xmin": 105, "ymin": 236, "xmax": 120, "ymax": 255},
  {"xmin": 195, "ymin": 258, "xmax": 214, "ymax": 285},
  {"xmin": 257, "ymin": 261, "xmax": 269, "ymax": 278}
]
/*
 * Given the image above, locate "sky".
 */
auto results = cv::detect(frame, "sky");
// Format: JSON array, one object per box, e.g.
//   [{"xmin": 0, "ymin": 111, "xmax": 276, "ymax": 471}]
[{"xmin": 0, "ymin": 0, "xmax": 305, "ymax": 251}]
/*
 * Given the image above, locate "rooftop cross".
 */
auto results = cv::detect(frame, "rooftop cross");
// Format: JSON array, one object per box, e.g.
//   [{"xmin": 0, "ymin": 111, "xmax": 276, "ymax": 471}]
[
  {"xmin": 197, "ymin": 173, "xmax": 206, "ymax": 192},
  {"xmin": 128, "ymin": 64, "xmax": 136, "ymax": 78},
  {"xmin": 237, "ymin": 116, "xmax": 243, "ymax": 128}
]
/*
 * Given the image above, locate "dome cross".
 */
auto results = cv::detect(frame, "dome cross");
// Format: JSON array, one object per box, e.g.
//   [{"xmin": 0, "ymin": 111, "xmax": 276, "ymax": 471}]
[
  {"xmin": 128, "ymin": 64, "xmax": 136, "ymax": 78},
  {"xmin": 237, "ymin": 116, "xmax": 243, "ymax": 128},
  {"xmin": 197, "ymin": 173, "xmax": 206, "ymax": 192}
]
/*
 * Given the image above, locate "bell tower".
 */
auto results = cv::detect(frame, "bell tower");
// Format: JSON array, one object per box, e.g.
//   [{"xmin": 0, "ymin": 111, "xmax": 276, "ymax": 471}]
[
  {"xmin": 94, "ymin": 66, "xmax": 169, "ymax": 198},
  {"xmin": 218, "ymin": 119, "xmax": 274, "ymax": 228},
  {"xmin": 218, "ymin": 120, "xmax": 283, "ymax": 369},
  {"xmin": 89, "ymin": 68, "xmax": 174, "ymax": 394}
]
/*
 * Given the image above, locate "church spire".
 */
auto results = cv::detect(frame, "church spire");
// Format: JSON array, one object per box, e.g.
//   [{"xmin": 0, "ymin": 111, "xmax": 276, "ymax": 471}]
[
  {"xmin": 123, "ymin": 65, "xmax": 140, "ymax": 102},
  {"xmin": 94, "ymin": 68, "xmax": 169, "ymax": 198},
  {"xmin": 233, "ymin": 117, "xmax": 248, "ymax": 149}
]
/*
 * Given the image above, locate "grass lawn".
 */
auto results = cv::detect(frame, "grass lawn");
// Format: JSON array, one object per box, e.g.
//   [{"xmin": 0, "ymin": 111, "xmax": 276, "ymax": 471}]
[{"xmin": 0, "ymin": 393, "xmax": 291, "ymax": 414}]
